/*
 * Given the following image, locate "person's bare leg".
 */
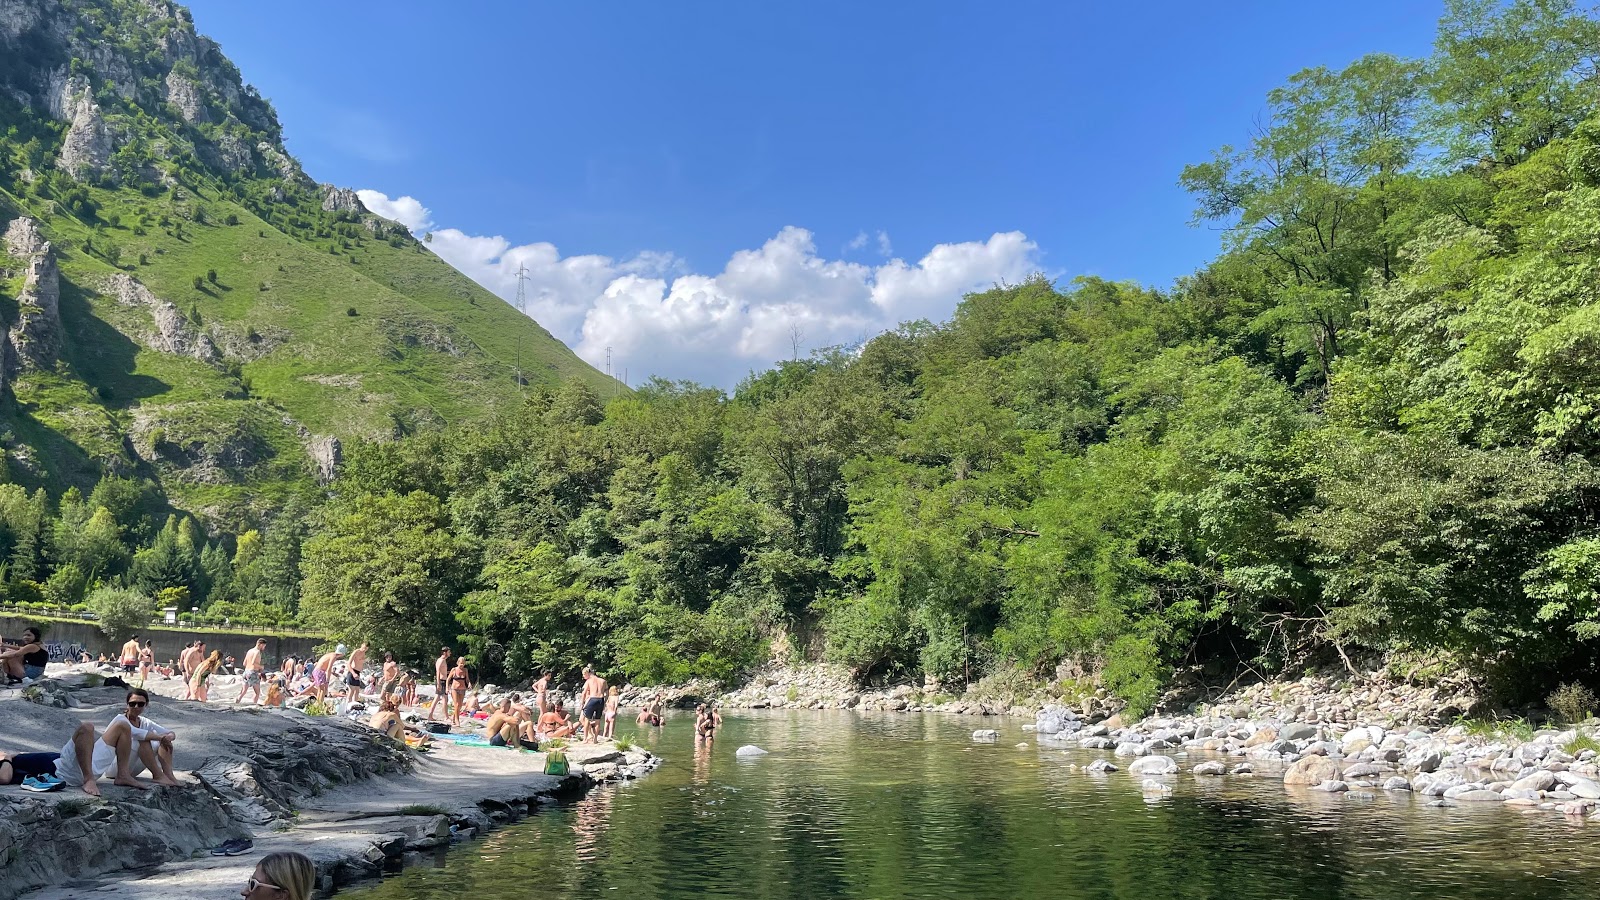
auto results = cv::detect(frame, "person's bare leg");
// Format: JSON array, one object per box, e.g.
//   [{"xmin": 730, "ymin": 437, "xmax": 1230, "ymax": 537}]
[
  {"xmin": 149, "ymin": 741, "xmax": 180, "ymax": 786},
  {"xmin": 3, "ymin": 657, "xmax": 21, "ymax": 679},
  {"xmin": 105, "ymin": 721, "xmax": 149, "ymax": 790},
  {"xmin": 71, "ymin": 722, "xmax": 101, "ymax": 796}
]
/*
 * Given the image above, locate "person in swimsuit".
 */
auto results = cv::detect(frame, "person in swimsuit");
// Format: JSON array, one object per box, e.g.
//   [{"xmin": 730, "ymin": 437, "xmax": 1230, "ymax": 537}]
[
  {"xmin": 484, "ymin": 699, "xmax": 523, "ymax": 748},
  {"xmin": 235, "ymin": 638, "xmax": 267, "ymax": 705},
  {"xmin": 428, "ymin": 647, "xmax": 453, "ymax": 721},
  {"xmin": 118, "ymin": 636, "xmax": 140, "ymax": 675},
  {"xmin": 138, "ymin": 641, "xmax": 154, "ymax": 683},
  {"xmin": 447, "ymin": 658, "xmax": 472, "ymax": 726},
  {"xmin": 1, "ymin": 627, "xmax": 48, "ymax": 683},
  {"xmin": 189, "ymin": 650, "xmax": 221, "ymax": 702},
  {"xmin": 579, "ymin": 667, "xmax": 607, "ymax": 744},
  {"xmin": 344, "ymin": 642, "xmax": 369, "ymax": 702},
  {"xmin": 369, "ymin": 697, "xmax": 406, "ymax": 741},
  {"xmin": 537, "ymin": 699, "xmax": 576, "ymax": 740},
  {"xmin": 695, "ymin": 703, "xmax": 722, "ymax": 746},
  {"xmin": 380, "ymin": 653, "xmax": 399, "ymax": 699},
  {"xmin": 311, "ymin": 646, "xmax": 345, "ymax": 703},
  {"xmin": 532, "ymin": 672, "xmax": 551, "ymax": 714},
  {"xmin": 603, "ymin": 686, "xmax": 620, "ymax": 739}
]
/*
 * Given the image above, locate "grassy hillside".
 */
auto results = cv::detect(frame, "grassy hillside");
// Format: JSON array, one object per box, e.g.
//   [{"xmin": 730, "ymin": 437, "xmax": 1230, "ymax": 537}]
[{"xmin": 0, "ymin": 0, "xmax": 618, "ymax": 526}]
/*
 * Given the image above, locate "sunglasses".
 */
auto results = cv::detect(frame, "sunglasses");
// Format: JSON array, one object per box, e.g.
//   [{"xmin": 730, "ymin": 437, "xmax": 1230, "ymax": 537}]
[
  {"xmin": 246, "ymin": 876, "xmax": 282, "ymax": 892},
  {"xmin": 127, "ymin": 700, "xmax": 147, "ymax": 708}
]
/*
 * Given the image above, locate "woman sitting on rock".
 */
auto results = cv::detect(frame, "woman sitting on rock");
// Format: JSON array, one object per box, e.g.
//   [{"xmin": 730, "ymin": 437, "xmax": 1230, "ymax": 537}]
[
  {"xmin": 0, "ymin": 627, "xmax": 48, "ymax": 684},
  {"xmin": 55, "ymin": 688, "xmax": 182, "ymax": 794}
]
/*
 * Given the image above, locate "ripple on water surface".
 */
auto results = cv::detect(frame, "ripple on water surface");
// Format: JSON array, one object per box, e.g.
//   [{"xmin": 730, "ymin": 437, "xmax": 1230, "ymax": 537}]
[{"xmin": 346, "ymin": 710, "xmax": 1596, "ymax": 900}]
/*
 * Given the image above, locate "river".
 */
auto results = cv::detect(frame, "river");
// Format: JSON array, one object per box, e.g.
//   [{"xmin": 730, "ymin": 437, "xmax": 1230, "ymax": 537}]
[{"xmin": 345, "ymin": 709, "xmax": 1595, "ymax": 899}]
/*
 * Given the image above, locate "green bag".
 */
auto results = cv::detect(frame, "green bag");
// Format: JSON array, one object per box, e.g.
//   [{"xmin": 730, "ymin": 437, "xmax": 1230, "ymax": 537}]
[{"xmin": 543, "ymin": 749, "xmax": 568, "ymax": 776}]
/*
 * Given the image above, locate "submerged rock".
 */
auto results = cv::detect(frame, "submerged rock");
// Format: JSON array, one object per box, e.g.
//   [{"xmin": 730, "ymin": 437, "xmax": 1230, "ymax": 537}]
[
  {"xmin": 1129, "ymin": 755, "xmax": 1178, "ymax": 775},
  {"xmin": 735, "ymin": 745, "xmax": 769, "ymax": 758}
]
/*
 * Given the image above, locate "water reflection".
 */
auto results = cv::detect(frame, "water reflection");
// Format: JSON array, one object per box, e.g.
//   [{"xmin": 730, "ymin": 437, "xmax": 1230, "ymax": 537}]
[{"xmin": 348, "ymin": 710, "xmax": 1595, "ymax": 900}]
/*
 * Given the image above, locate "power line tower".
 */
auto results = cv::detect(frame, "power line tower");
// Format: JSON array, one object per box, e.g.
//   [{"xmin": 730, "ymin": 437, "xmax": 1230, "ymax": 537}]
[{"xmin": 513, "ymin": 263, "xmax": 529, "ymax": 390}]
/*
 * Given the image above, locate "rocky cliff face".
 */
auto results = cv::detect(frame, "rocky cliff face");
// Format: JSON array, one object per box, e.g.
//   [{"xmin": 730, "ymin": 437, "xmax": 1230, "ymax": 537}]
[
  {"xmin": 104, "ymin": 273, "xmax": 220, "ymax": 363},
  {"xmin": 3, "ymin": 215, "xmax": 62, "ymax": 375}
]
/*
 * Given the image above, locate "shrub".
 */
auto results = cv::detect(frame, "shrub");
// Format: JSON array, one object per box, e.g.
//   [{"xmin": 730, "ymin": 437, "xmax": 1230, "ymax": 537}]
[
  {"xmin": 345, "ymin": 307, "xmax": 358, "ymax": 316},
  {"xmin": 1549, "ymin": 682, "xmax": 1598, "ymax": 724},
  {"xmin": 206, "ymin": 269, "xmax": 217, "ymax": 284},
  {"xmin": 85, "ymin": 586, "xmax": 155, "ymax": 640},
  {"xmin": 614, "ymin": 738, "xmax": 634, "ymax": 752},
  {"xmin": 192, "ymin": 275, "xmax": 203, "ymax": 290}
]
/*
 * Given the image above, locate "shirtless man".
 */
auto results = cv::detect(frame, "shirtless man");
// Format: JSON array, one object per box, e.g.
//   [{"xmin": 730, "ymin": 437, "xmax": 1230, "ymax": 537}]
[
  {"xmin": 235, "ymin": 638, "xmax": 267, "ymax": 705},
  {"xmin": 344, "ymin": 642, "xmax": 369, "ymax": 702},
  {"xmin": 427, "ymin": 647, "xmax": 452, "ymax": 721},
  {"xmin": 118, "ymin": 635, "xmax": 141, "ymax": 676},
  {"xmin": 380, "ymin": 652, "xmax": 400, "ymax": 700},
  {"xmin": 579, "ymin": 667, "xmax": 608, "ymax": 743},
  {"xmin": 484, "ymin": 699, "xmax": 523, "ymax": 749},
  {"xmin": 179, "ymin": 642, "xmax": 205, "ymax": 699},
  {"xmin": 537, "ymin": 698, "xmax": 576, "ymax": 740},
  {"xmin": 311, "ymin": 645, "xmax": 345, "ymax": 703}
]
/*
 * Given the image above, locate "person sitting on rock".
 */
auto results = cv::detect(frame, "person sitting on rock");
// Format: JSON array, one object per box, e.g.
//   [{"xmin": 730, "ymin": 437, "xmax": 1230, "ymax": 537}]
[
  {"xmin": 370, "ymin": 696, "xmax": 406, "ymax": 741},
  {"xmin": 537, "ymin": 698, "xmax": 576, "ymax": 740},
  {"xmin": 0, "ymin": 717, "xmax": 97, "ymax": 787},
  {"xmin": 484, "ymin": 698, "xmax": 523, "ymax": 749},
  {"xmin": 54, "ymin": 688, "xmax": 181, "ymax": 795},
  {"xmin": 0, "ymin": 627, "xmax": 48, "ymax": 684}
]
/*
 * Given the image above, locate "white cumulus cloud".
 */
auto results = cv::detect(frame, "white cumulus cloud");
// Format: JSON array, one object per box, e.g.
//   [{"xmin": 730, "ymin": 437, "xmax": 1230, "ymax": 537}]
[
  {"xmin": 361, "ymin": 190, "xmax": 1039, "ymax": 388},
  {"xmin": 356, "ymin": 189, "xmax": 433, "ymax": 233}
]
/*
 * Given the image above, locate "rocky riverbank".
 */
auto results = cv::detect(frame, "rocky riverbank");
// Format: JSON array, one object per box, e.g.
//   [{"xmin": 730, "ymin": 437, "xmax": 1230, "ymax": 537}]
[
  {"xmin": 1, "ymin": 670, "xmax": 659, "ymax": 900},
  {"xmin": 1022, "ymin": 701, "xmax": 1600, "ymax": 822}
]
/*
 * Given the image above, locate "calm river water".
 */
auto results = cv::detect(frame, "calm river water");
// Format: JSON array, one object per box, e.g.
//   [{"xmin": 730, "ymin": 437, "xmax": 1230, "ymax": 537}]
[{"xmin": 347, "ymin": 710, "xmax": 1595, "ymax": 900}]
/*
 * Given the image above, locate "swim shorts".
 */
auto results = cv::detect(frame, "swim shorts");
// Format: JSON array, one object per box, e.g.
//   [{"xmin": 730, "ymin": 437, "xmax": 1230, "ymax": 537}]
[
  {"xmin": 583, "ymin": 697, "xmax": 605, "ymax": 719},
  {"xmin": 312, "ymin": 668, "xmax": 328, "ymax": 687},
  {"xmin": 244, "ymin": 670, "xmax": 262, "ymax": 686}
]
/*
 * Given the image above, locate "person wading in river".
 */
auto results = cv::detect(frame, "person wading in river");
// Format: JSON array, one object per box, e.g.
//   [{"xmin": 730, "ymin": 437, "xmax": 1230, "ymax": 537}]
[{"xmin": 579, "ymin": 666, "xmax": 607, "ymax": 744}]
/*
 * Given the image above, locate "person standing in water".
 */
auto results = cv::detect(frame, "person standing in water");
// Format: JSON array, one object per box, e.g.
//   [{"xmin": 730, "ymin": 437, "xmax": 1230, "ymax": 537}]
[
  {"xmin": 235, "ymin": 638, "xmax": 267, "ymax": 705},
  {"xmin": 579, "ymin": 667, "xmax": 607, "ymax": 744}
]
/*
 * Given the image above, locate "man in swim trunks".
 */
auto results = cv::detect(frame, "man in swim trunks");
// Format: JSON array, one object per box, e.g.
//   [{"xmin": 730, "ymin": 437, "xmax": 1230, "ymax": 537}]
[
  {"xmin": 344, "ymin": 642, "xmax": 368, "ymax": 702},
  {"xmin": 427, "ymin": 647, "xmax": 452, "ymax": 721},
  {"xmin": 311, "ymin": 645, "xmax": 345, "ymax": 703},
  {"xmin": 235, "ymin": 638, "xmax": 267, "ymax": 705},
  {"xmin": 578, "ymin": 666, "xmax": 607, "ymax": 744},
  {"xmin": 484, "ymin": 699, "xmax": 523, "ymax": 749},
  {"xmin": 118, "ymin": 635, "xmax": 140, "ymax": 675},
  {"xmin": 380, "ymin": 652, "xmax": 400, "ymax": 700}
]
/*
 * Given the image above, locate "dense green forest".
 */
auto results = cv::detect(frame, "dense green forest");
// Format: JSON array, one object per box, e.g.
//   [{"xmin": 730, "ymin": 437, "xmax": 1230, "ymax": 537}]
[{"xmin": 292, "ymin": 1, "xmax": 1600, "ymax": 713}]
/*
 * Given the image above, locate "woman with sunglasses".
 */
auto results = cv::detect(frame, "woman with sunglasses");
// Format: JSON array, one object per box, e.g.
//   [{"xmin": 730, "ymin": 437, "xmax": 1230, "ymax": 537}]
[
  {"xmin": 242, "ymin": 851, "xmax": 315, "ymax": 900},
  {"xmin": 54, "ymin": 688, "xmax": 182, "ymax": 793}
]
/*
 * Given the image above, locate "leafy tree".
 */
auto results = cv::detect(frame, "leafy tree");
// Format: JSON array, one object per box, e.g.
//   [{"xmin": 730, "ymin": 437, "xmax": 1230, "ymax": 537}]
[
  {"xmin": 86, "ymin": 586, "xmax": 155, "ymax": 641},
  {"xmin": 300, "ymin": 491, "xmax": 467, "ymax": 664}
]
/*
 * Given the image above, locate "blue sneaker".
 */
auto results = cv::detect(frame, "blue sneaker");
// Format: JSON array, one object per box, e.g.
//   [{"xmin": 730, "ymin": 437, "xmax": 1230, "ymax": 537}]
[{"xmin": 20, "ymin": 776, "xmax": 61, "ymax": 792}]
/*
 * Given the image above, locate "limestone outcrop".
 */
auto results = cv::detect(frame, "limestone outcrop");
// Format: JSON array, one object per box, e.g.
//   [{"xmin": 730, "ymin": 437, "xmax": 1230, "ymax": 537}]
[
  {"xmin": 103, "ymin": 273, "xmax": 219, "ymax": 363},
  {"xmin": 54, "ymin": 75, "xmax": 113, "ymax": 179},
  {"xmin": 163, "ymin": 68, "xmax": 208, "ymax": 123},
  {"xmin": 321, "ymin": 184, "xmax": 367, "ymax": 214},
  {"xmin": 4, "ymin": 216, "xmax": 62, "ymax": 374}
]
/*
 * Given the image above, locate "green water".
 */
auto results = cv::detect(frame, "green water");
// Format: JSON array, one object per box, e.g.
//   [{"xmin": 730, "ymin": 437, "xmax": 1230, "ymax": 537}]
[{"xmin": 347, "ymin": 710, "xmax": 1595, "ymax": 900}]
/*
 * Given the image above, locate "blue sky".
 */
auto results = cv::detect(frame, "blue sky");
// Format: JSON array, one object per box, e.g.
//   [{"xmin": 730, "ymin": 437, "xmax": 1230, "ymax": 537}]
[{"xmin": 184, "ymin": 0, "xmax": 1445, "ymax": 387}]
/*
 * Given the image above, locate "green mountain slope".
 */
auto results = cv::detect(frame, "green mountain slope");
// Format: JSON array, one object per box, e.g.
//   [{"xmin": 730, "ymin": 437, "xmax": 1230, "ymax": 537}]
[{"xmin": 0, "ymin": 0, "xmax": 615, "ymax": 526}]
